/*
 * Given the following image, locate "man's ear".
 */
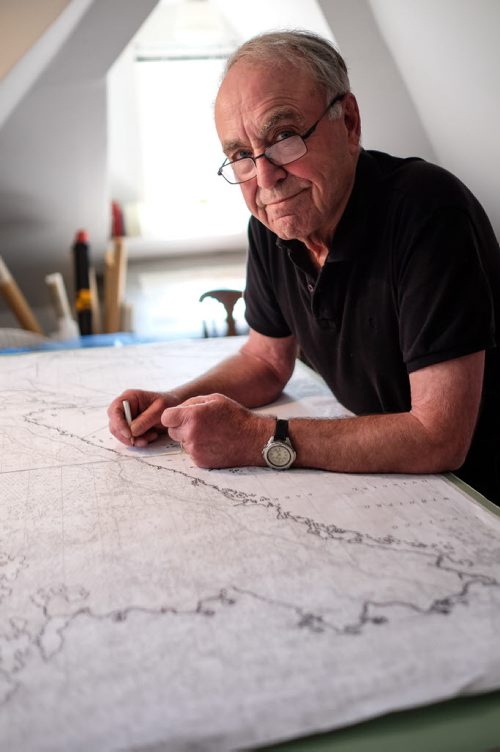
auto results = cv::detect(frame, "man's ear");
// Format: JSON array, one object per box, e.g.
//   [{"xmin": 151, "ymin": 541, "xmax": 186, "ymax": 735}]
[{"xmin": 343, "ymin": 93, "xmax": 361, "ymax": 147}]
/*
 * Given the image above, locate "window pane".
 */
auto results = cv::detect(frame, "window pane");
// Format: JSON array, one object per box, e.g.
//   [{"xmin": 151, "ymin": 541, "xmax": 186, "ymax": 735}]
[{"xmin": 135, "ymin": 58, "xmax": 250, "ymax": 240}]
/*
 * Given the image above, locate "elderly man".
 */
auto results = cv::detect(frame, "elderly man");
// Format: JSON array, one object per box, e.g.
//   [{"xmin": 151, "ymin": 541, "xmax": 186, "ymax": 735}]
[{"xmin": 108, "ymin": 31, "xmax": 500, "ymax": 505}]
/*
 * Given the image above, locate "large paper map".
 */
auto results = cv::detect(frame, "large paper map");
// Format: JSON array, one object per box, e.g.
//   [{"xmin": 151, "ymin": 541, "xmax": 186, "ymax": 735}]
[{"xmin": 1, "ymin": 338, "xmax": 500, "ymax": 751}]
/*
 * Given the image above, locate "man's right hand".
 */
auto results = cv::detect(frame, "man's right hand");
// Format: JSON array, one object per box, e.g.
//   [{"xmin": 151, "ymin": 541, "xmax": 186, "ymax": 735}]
[{"xmin": 107, "ymin": 389, "xmax": 180, "ymax": 447}]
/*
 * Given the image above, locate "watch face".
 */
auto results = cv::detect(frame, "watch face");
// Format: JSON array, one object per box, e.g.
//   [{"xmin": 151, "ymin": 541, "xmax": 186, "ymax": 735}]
[{"xmin": 267, "ymin": 443, "xmax": 293, "ymax": 468}]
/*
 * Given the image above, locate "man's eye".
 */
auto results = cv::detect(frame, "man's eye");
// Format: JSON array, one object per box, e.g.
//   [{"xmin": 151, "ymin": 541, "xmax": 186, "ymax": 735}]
[
  {"xmin": 232, "ymin": 150, "xmax": 252, "ymax": 162},
  {"xmin": 275, "ymin": 130, "xmax": 296, "ymax": 142}
]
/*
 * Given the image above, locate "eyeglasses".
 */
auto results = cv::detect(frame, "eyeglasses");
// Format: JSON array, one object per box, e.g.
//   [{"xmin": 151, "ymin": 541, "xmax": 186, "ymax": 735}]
[{"xmin": 217, "ymin": 92, "xmax": 346, "ymax": 185}]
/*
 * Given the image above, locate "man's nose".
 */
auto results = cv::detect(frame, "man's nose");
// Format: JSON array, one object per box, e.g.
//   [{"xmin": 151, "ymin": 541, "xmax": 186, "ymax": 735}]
[{"xmin": 254, "ymin": 156, "xmax": 286, "ymax": 189}]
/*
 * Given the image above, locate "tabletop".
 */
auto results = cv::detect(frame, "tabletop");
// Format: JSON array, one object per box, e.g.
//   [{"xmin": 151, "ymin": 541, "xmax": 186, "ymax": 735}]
[{"xmin": 0, "ymin": 337, "xmax": 499, "ymax": 751}]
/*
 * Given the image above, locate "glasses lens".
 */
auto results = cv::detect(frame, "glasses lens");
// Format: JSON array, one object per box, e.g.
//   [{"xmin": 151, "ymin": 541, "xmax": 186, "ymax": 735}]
[
  {"xmin": 222, "ymin": 157, "xmax": 255, "ymax": 184},
  {"xmin": 266, "ymin": 136, "xmax": 306, "ymax": 166},
  {"xmin": 219, "ymin": 136, "xmax": 307, "ymax": 183}
]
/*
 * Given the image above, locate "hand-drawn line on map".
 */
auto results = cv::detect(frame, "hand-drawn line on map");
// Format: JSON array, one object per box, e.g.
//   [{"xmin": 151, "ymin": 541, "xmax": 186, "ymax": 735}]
[
  {"xmin": 1, "ymin": 571, "xmax": 497, "ymax": 711},
  {"xmin": 5, "ymin": 405, "xmax": 497, "ymax": 580}
]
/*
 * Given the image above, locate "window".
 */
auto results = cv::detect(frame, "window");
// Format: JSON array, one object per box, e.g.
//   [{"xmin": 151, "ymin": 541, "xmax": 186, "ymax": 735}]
[
  {"xmin": 134, "ymin": 54, "xmax": 249, "ymax": 241},
  {"xmin": 108, "ymin": 0, "xmax": 334, "ymax": 246}
]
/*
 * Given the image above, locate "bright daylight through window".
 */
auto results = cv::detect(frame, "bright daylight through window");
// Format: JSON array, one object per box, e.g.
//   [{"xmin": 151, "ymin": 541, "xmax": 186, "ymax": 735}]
[
  {"xmin": 109, "ymin": 0, "xmax": 333, "ymax": 246},
  {"xmin": 134, "ymin": 54, "xmax": 249, "ymax": 241}
]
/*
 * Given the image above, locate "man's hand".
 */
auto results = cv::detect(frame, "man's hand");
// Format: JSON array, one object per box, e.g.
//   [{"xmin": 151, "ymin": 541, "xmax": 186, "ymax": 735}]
[
  {"xmin": 161, "ymin": 394, "xmax": 274, "ymax": 468},
  {"xmin": 107, "ymin": 329, "xmax": 295, "ymax": 451},
  {"xmin": 107, "ymin": 389, "xmax": 180, "ymax": 447}
]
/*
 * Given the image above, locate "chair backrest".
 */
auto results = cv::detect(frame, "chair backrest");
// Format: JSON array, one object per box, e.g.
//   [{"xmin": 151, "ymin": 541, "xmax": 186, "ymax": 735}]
[{"xmin": 199, "ymin": 288, "xmax": 243, "ymax": 337}]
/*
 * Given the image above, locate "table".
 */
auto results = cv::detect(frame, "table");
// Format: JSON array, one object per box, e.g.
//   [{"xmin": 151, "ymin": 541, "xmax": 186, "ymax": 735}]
[{"xmin": 1, "ymin": 337, "xmax": 499, "ymax": 751}]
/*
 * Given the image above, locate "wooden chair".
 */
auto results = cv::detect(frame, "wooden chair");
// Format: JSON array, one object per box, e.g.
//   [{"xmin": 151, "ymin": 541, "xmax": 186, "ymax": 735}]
[{"xmin": 199, "ymin": 288, "xmax": 243, "ymax": 337}]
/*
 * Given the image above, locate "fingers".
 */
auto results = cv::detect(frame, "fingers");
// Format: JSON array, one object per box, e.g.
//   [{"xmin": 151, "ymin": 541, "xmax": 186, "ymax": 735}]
[
  {"xmin": 132, "ymin": 396, "xmax": 168, "ymax": 436},
  {"xmin": 160, "ymin": 402, "xmax": 207, "ymax": 440},
  {"xmin": 133, "ymin": 429, "xmax": 160, "ymax": 448},
  {"xmin": 160, "ymin": 394, "xmax": 223, "ymax": 429},
  {"xmin": 107, "ymin": 391, "xmax": 137, "ymax": 444},
  {"xmin": 107, "ymin": 390, "xmax": 169, "ymax": 446},
  {"xmin": 160, "ymin": 394, "xmax": 247, "ymax": 466},
  {"xmin": 160, "ymin": 397, "xmax": 211, "ymax": 449}
]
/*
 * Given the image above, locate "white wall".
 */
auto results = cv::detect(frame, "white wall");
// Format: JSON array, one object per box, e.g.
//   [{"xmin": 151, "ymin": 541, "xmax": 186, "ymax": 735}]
[
  {"xmin": 0, "ymin": 78, "xmax": 108, "ymax": 321},
  {"xmin": 0, "ymin": 0, "xmax": 159, "ymax": 327},
  {"xmin": 367, "ymin": 0, "xmax": 500, "ymax": 238},
  {"xmin": 318, "ymin": 0, "xmax": 435, "ymax": 159}
]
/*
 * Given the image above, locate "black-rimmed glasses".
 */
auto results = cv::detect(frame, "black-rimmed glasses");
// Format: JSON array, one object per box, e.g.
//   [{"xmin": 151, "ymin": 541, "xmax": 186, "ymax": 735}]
[{"xmin": 217, "ymin": 92, "xmax": 346, "ymax": 185}]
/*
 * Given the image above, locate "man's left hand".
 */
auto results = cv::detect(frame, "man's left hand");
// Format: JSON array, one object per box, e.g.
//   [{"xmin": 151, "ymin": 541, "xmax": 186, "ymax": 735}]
[{"xmin": 161, "ymin": 394, "xmax": 274, "ymax": 468}]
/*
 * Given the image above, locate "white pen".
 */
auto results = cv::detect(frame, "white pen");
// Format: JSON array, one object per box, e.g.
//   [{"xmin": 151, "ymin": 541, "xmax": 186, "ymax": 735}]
[{"xmin": 122, "ymin": 399, "xmax": 134, "ymax": 446}]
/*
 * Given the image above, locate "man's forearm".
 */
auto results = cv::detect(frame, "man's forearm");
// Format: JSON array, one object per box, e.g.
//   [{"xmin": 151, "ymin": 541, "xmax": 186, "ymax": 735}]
[
  {"xmin": 288, "ymin": 412, "xmax": 467, "ymax": 475},
  {"xmin": 170, "ymin": 350, "xmax": 287, "ymax": 409},
  {"xmin": 148, "ymin": 350, "xmax": 481, "ymax": 471},
  {"xmin": 285, "ymin": 353, "xmax": 482, "ymax": 476},
  {"xmin": 169, "ymin": 331, "xmax": 296, "ymax": 409}
]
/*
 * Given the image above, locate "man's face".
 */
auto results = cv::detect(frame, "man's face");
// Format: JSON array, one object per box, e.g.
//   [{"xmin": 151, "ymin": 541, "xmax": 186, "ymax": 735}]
[{"xmin": 215, "ymin": 61, "xmax": 361, "ymax": 247}]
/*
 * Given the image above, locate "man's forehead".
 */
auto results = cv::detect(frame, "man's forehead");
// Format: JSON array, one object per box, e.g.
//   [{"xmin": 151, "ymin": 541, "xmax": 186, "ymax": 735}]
[
  {"xmin": 219, "ymin": 105, "xmax": 307, "ymax": 153},
  {"xmin": 216, "ymin": 63, "xmax": 317, "ymax": 147},
  {"xmin": 217, "ymin": 59, "xmax": 317, "ymax": 113},
  {"xmin": 260, "ymin": 107, "xmax": 306, "ymax": 131}
]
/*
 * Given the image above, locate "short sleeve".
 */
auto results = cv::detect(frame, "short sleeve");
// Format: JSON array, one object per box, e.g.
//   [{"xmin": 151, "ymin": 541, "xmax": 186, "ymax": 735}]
[{"xmin": 397, "ymin": 207, "xmax": 495, "ymax": 373}]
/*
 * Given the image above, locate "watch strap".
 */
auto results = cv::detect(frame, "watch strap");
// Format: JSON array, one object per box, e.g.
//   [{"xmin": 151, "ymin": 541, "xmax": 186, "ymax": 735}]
[{"xmin": 274, "ymin": 418, "xmax": 289, "ymax": 442}]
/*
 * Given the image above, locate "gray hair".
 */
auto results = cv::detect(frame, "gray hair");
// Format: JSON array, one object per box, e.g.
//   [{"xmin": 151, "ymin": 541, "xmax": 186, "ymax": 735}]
[{"xmin": 224, "ymin": 30, "xmax": 351, "ymax": 119}]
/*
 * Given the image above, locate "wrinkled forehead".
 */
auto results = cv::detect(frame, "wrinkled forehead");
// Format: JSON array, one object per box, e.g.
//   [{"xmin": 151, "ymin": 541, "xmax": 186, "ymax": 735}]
[{"xmin": 215, "ymin": 59, "xmax": 319, "ymax": 130}]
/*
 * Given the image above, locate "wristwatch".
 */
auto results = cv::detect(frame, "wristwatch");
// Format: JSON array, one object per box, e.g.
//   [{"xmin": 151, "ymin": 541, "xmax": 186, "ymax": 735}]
[{"xmin": 262, "ymin": 418, "xmax": 296, "ymax": 470}]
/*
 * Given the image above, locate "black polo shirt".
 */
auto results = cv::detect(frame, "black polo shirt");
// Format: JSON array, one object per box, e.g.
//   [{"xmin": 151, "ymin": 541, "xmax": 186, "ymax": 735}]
[{"xmin": 245, "ymin": 149, "xmax": 500, "ymax": 503}]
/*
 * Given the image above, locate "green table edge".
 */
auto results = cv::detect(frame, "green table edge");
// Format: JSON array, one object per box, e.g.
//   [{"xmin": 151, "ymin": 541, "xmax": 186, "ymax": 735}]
[{"xmin": 260, "ymin": 688, "xmax": 500, "ymax": 752}]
